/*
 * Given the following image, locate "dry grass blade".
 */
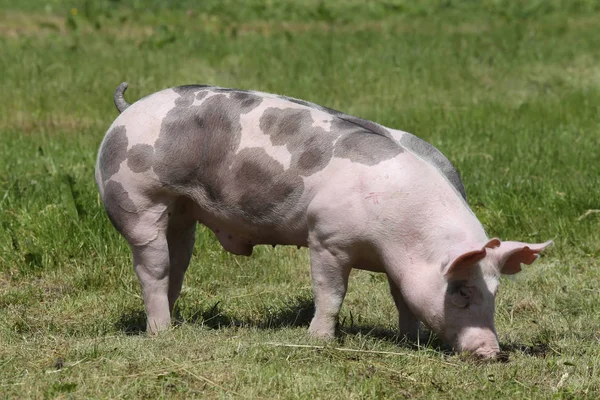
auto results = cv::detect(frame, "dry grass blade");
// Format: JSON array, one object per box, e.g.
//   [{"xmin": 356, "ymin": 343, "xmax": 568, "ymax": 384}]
[
  {"xmin": 45, "ymin": 358, "xmax": 87, "ymax": 374},
  {"xmin": 577, "ymin": 209, "xmax": 600, "ymax": 221},
  {"xmin": 164, "ymin": 357, "xmax": 243, "ymax": 398},
  {"xmin": 264, "ymin": 342, "xmax": 459, "ymax": 366}
]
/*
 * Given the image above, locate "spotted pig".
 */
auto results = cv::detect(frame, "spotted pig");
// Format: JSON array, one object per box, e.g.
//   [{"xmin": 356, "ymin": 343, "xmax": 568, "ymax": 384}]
[{"xmin": 95, "ymin": 83, "xmax": 552, "ymax": 358}]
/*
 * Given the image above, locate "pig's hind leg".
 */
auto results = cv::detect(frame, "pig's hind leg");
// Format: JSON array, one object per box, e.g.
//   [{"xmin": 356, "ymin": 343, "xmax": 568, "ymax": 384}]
[
  {"xmin": 165, "ymin": 197, "xmax": 197, "ymax": 314},
  {"xmin": 101, "ymin": 181, "xmax": 196, "ymax": 334}
]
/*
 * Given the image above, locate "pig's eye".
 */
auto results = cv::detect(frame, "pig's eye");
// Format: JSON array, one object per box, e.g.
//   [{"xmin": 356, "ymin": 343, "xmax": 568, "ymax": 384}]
[
  {"xmin": 448, "ymin": 283, "xmax": 472, "ymax": 308},
  {"xmin": 457, "ymin": 287, "xmax": 471, "ymax": 308}
]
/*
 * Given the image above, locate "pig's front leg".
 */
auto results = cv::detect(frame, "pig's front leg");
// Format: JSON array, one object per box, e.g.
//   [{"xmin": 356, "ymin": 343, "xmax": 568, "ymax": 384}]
[
  {"xmin": 388, "ymin": 277, "xmax": 421, "ymax": 341},
  {"xmin": 307, "ymin": 241, "xmax": 352, "ymax": 339}
]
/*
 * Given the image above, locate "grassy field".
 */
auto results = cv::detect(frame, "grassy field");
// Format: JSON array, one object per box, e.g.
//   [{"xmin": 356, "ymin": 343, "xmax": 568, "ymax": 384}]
[{"xmin": 1, "ymin": 0, "xmax": 599, "ymax": 398}]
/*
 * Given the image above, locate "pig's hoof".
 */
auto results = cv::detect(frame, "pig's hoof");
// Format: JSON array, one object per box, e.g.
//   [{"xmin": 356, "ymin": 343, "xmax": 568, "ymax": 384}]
[
  {"xmin": 307, "ymin": 326, "xmax": 336, "ymax": 340},
  {"xmin": 145, "ymin": 322, "xmax": 173, "ymax": 336}
]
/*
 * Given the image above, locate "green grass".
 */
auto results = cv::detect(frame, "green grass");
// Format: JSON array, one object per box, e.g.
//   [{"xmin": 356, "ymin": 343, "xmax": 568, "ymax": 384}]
[{"xmin": 1, "ymin": 0, "xmax": 599, "ymax": 397}]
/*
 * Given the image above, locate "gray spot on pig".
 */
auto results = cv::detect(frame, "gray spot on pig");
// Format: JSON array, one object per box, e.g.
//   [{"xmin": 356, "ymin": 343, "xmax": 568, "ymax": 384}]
[
  {"xmin": 334, "ymin": 132, "xmax": 403, "ymax": 165},
  {"xmin": 259, "ymin": 108, "xmax": 334, "ymax": 176},
  {"xmin": 172, "ymin": 86, "xmax": 213, "ymax": 107},
  {"xmin": 260, "ymin": 108, "xmax": 308, "ymax": 145},
  {"xmin": 174, "ymin": 90, "xmax": 196, "ymax": 107},
  {"xmin": 275, "ymin": 94, "xmax": 395, "ymax": 142},
  {"xmin": 214, "ymin": 87, "xmax": 252, "ymax": 94},
  {"xmin": 153, "ymin": 88, "xmax": 263, "ymax": 204},
  {"xmin": 228, "ymin": 147, "xmax": 304, "ymax": 222},
  {"xmin": 280, "ymin": 97, "xmax": 311, "ymax": 108},
  {"xmin": 297, "ymin": 144, "xmax": 328, "ymax": 175},
  {"xmin": 278, "ymin": 95, "xmax": 344, "ymax": 116},
  {"xmin": 232, "ymin": 91, "xmax": 263, "ymax": 110},
  {"xmin": 331, "ymin": 116, "xmax": 403, "ymax": 165},
  {"xmin": 100, "ymin": 125, "xmax": 128, "ymax": 182},
  {"xmin": 259, "ymin": 105, "xmax": 403, "ymax": 169},
  {"xmin": 153, "ymin": 94, "xmax": 236, "ymax": 194},
  {"xmin": 399, "ymin": 133, "xmax": 466, "ymax": 199},
  {"xmin": 335, "ymin": 115, "xmax": 392, "ymax": 139},
  {"xmin": 102, "ymin": 180, "xmax": 140, "ymax": 236},
  {"xmin": 196, "ymin": 91, "xmax": 209, "ymax": 101},
  {"xmin": 296, "ymin": 135, "xmax": 334, "ymax": 176},
  {"xmin": 173, "ymin": 85, "xmax": 212, "ymax": 94},
  {"xmin": 127, "ymin": 144, "xmax": 154, "ymax": 173}
]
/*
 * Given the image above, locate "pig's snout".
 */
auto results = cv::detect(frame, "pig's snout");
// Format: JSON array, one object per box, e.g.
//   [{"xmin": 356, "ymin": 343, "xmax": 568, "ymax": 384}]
[{"xmin": 457, "ymin": 328, "xmax": 500, "ymax": 359}]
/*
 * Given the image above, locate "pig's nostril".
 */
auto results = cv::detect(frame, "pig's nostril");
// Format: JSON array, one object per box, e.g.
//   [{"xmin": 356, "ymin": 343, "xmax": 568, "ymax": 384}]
[
  {"xmin": 473, "ymin": 347, "xmax": 502, "ymax": 360},
  {"xmin": 470, "ymin": 349, "xmax": 509, "ymax": 363}
]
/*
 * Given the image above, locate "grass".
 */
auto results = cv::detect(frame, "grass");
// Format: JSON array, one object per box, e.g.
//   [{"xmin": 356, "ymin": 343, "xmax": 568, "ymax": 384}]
[{"xmin": 1, "ymin": 0, "xmax": 599, "ymax": 397}]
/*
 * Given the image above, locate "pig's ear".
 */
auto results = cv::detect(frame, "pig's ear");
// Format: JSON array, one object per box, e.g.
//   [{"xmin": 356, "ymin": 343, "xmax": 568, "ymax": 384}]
[
  {"xmin": 444, "ymin": 246, "xmax": 488, "ymax": 279},
  {"xmin": 492, "ymin": 240, "xmax": 553, "ymax": 275},
  {"xmin": 484, "ymin": 238, "xmax": 501, "ymax": 249}
]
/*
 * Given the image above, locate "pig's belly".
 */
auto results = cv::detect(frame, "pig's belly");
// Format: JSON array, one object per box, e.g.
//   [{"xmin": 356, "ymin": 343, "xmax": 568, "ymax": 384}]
[{"xmin": 188, "ymin": 198, "xmax": 310, "ymax": 256}]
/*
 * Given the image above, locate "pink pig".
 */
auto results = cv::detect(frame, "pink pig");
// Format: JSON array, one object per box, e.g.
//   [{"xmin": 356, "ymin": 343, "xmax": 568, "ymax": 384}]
[{"xmin": 96, "ymin": 83, "xmax": 552, "ymax": 358}]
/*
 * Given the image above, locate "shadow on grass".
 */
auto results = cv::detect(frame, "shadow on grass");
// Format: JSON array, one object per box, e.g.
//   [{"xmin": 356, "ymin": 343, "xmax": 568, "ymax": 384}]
[
  {"xmin": 114, "ymin": 297, "xmax": 315, "ymax": 334},
  {"xmin": 338, "ymin": 324, "xmax": 448, "ymax": 353},
  {"xmin": 114, "ymin": 302, "xmax": 553, "ymax": 363},
  {"xmin": 179, "ymin": 296, "xmax": 316, "ymax": 330},
  {"xmin": 253, "ymin": 297, "xmax": 316, "ymax": 329},
  {"xmin": 115, "ymin": 310, "xmax": 146, "ymax": 335},
  {"xmin": 114, "ymin": 296, "xmax": 446, "ymax": 352},
  {"xmin": 500, "ymin": 341, "xmax": 553, "ymax": 358}
]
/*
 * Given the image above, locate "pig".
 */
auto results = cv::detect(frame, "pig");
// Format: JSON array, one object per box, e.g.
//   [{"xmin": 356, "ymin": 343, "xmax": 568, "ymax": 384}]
[{"xmin": 96, "ymin": 82, "xmax": 552, "ymax": 358}]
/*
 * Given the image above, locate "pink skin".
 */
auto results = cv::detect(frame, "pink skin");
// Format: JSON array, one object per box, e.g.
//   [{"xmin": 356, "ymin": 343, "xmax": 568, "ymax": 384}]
[{"xmin": 304, "ymin": 163, "xmax": 552, "ymax": 359}]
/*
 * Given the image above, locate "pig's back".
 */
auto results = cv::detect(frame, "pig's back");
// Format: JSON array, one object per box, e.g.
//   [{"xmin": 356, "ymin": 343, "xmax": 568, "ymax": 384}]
[{"xmin": 98, "ymin": 85, "xmax": 406, "ymax": 236}]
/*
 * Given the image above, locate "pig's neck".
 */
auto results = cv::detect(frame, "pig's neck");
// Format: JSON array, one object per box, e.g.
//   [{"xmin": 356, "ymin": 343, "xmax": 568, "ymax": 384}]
[{"xmin": 378, "ymin": 155, "xmax": 489, "ymax": 273}]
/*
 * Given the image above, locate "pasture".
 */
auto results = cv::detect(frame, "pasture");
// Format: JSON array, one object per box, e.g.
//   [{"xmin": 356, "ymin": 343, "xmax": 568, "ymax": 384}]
[{"xmin": 1, "ymin": 0, "xmax": 599, "ymax": 397}]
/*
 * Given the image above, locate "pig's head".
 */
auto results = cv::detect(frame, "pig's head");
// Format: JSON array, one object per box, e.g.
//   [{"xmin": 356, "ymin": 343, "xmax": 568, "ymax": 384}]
[{"xmin": 400, "ymin": 238, "xmax": 552, "ymax": 359}]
